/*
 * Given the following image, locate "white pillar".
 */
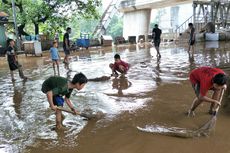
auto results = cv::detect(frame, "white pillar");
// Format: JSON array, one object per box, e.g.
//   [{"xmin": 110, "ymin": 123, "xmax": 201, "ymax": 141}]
[{"xmin": 123, "ymin": 9, "xmax": 151, "ymax": 42}]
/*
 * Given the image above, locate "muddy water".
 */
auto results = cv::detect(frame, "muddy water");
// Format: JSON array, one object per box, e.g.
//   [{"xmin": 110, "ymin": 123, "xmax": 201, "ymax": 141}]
[{"xmin": 0, "ymin": 42, "xmax": 230, "ymax": 153}]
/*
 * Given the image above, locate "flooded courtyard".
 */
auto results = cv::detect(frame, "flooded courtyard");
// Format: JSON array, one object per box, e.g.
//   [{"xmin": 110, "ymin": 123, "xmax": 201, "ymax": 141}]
[{"xmin": 1, "ymin": 42, "xmax": 230, "ymax": 153}]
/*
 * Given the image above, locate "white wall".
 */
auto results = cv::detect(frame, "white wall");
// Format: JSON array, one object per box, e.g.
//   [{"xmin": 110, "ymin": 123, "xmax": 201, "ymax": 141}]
[{"xmin": 150, "ymin": 3, "xmax": 193, "ymax": 33}]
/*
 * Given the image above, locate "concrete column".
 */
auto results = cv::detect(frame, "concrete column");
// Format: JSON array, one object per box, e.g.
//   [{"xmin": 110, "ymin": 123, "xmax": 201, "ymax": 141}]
[{"xmin": 123, "ymin": 9, "xmax": 151, "ymax": 42}]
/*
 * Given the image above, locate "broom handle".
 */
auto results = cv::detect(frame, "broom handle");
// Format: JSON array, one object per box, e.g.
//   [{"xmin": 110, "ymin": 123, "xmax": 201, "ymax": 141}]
[
  {"xmin": 56, "ymin": 107, "xmax": 92, "ymax": 119},
  {"xmin": 56, "ymin": 107, "xmax": 81, "ymax": 115},
  {"xmin": 214, "ymin": 88, "xmax": 225, "ymax": 114}
]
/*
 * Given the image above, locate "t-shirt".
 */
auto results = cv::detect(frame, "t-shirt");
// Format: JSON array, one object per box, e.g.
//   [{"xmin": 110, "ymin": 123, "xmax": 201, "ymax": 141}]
[
  {"xmin": 204, "ymin": 9, "xmax": 209, "ymax": 16},
  {"xmin": 50, "ymin": 47, "xmax": 59, "ymax": 60},
  {"xmin": 190, "ymin": 27, "xmax": 195, "ymax": 40},
  {"xmin": 114, "ymin": 60, "xmax": 129, "ymax": 71},
  {"xmin": 152, "ymin": 28, "xmax": 162, "ymax": 40},
  {"xmin": 6, "ymin": 46, "xmax": 16, "ymax": 63},
  {"xmin": 63, "ymin": 33, "xmax": 70, "ymax": 48},
  {"xmin": 41, "ymin": 76, "xmax": 73, "ymax": 98},
  {"xmin": 189, "ymin": 67, "xmax": 225, "ymax": 96}
]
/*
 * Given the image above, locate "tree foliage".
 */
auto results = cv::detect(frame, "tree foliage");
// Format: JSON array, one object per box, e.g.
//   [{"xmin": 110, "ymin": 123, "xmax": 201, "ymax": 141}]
[
  {"xmin": 106, "ymin": 15, "xmax": 123, "ymax": 39},
  {"xmin": 1, "ymin": 0, "xmax": 101, "ymax": 36},
  {"xmin": 66, "ymin": 14, "xmax": 123, "ymax": 40}
]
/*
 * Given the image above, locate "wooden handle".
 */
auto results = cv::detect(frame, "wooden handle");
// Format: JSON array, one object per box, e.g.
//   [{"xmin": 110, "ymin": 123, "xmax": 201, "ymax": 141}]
[
  {"xmin": 56, "ymin": 107, "xmax": 92, "ymax": 119},
  {"xmin": 214, "ymin": 88, "xmax": 225, "ymax": 114},
  {"xmin": 57, "ymin": 107, "xmax": 78, "ymax": 115},
  {"xmin": 219, "ymin": 88, "xmax": 225, "ymax": 102}
]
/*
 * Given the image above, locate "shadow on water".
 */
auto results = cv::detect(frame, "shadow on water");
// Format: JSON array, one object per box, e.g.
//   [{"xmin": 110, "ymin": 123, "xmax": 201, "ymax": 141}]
[{"xmin": 12, "ymin": 81, "xmax": 26, "ymax": 119}]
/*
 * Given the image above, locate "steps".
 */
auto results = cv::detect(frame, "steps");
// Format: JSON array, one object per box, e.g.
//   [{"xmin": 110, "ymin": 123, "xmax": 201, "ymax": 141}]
[
  {"xmin": 174, "ymin": 13, "xmax": 207, "ymax": 41},
  {"xmin": 92, "ymin": 0, "xmax": 120, "ymax": 37}
]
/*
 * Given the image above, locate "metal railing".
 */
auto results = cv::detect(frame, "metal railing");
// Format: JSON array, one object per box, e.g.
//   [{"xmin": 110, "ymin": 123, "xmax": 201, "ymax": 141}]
[
  {"xmin": 175, "ymin": 15, "xmax": 193, "ymax": 36},
  {"xmin": 174, "ymin": 14, "xmax": 210, "ymax": 39},
  {"xmin": 92, "ymin": 0, "xmax": 120, "ymax": 37}
]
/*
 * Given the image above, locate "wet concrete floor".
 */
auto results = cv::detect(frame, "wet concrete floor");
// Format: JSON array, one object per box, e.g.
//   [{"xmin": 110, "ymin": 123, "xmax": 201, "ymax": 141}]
[{"xmin": 0, "ymin": 42, "xmax": 230, "ymax": 153}]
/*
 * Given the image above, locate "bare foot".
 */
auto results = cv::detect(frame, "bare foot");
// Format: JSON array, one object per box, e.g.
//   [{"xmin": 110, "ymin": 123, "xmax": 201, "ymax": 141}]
[
  {"xmin": 111, "ymin": 73, "xmax": 118, "ymax": 77},
  {"xmin": 56, "ymin": 125, "xmax": 67, "ymax": 131},
  {"xmin": 187, "ymin": 110, "xmax": 195, "ymax": 117}
]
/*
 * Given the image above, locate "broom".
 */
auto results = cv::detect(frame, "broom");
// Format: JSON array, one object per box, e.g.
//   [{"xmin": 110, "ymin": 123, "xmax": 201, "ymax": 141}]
[{"xmin": 195, "ymin": 88, "xmax": 225, "ymax": 134}]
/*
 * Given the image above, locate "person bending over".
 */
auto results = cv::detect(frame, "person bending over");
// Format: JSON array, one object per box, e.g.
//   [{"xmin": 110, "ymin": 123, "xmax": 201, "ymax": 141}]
[
  {"xmin": 41, "ymin": 73, "xmax": 88, "ymax": 129},
  {"xmin": 109, "ymin": 54, "xmax": 129, "ymax": 77},
  {"xmin": 188, "ymin": 67, "xmax": 227, "ymax": 116}
]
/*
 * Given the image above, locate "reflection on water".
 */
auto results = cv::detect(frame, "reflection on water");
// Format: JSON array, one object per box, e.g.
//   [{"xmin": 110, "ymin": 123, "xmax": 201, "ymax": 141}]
[
  {"xmin": 12, "ymin": 81, "xmax": 26, "ymax": 119},
  {"xmin": 111, "ymin": 76, "xmax": 132, "ymax": 96},
  {"xmin": 0, "ymin": 42, "xmax": 230, "ymax": 152}
]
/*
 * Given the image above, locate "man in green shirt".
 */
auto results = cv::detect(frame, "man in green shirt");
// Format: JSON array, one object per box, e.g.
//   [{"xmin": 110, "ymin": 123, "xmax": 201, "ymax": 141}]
[{"xmin": 41, "ymin": 72, "xmax": 88, "ymax": 130}]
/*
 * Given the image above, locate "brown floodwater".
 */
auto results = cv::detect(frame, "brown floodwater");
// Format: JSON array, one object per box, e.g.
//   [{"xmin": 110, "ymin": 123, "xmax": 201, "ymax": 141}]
[{"xmin": 1, "ymin": 42, "xmax": 230, "ymax": 153}]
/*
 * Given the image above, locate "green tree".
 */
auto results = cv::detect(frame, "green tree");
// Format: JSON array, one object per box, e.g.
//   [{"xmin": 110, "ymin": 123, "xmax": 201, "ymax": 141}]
[
  {"xmin": 154, "ymin": 9, "xmax": 166, "ymax": 26},
  {"xmin": 106, "ymin": 15, "xmax": 123, "ymax": 39},
  {"xmin": 62, "ymin": 7, "xmax": 123, "ymax": 40},
  {"xmin": 2, "ymin": 0, "xmax": 101, "ymax": 36},
  {"xmin": 150, "ymin": 22, "xmax": 157, "ymax": 30},
  {"xmin": 67, "ymin": 17, "xmax": 97, "ymax": 39}
]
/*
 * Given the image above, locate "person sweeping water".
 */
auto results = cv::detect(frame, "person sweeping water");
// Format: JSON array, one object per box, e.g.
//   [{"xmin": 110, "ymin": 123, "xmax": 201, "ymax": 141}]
[
  {"xmin": 138, "ymin": 67, "xmax": 227, "ymax": 138},
  {"xmin": 188, "ymin": 66, "xmax": 227, "ymax": 117},
  {"xmin": 41, "ymin": 73, "xmax": 88, "ymax": 130}
]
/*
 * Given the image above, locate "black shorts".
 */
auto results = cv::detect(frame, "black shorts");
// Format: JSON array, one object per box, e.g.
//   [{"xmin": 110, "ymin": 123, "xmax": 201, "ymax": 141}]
[
  {"xmin": 192, "ymin": 83, "xmax": 200, "ymax": 97},
  {"xmin": 8, "ymin": 61, "xmax": 21, "ymax": 71},
  {"xmin": 154, "ymin": 39, "xmax": 161, "ymax": 47},
  {"xmin": 63, "ymin": 47, "xmax": 70, "ymax": 55},
  {"xmin": 189, "ymin": 40, "xmax": 195, "ymax": 46}
]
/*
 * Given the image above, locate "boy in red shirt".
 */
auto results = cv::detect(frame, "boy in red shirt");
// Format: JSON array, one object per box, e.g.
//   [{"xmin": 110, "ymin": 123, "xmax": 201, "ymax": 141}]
[
  {"xmin": 109, "ymin": 54, "xmax": 129, "ymax": 76},
  {"xmin": 188, "ymin": 67, "xmax": 227, "ymax": 116}
]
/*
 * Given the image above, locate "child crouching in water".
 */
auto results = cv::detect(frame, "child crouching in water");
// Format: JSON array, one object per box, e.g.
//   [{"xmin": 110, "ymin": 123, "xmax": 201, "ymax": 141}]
[
  {"xmin": 41, "ymin": 73, "xmax": 88, "ymax": 130},
  {"xmin": 109, "ymin": 54, "xmax": 129, "ymax": 77},
  {"xmin": 50, "ymin": 41, "xmax": 60, "ymax": 76}
]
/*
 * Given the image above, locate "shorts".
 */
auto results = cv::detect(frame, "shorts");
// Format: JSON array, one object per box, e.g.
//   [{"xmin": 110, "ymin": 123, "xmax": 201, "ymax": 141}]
[
  {"xmin": 189, "ymin": 40, "xmax": 195, "ymax": 46},
  {"xmin": 192, "ymin": 83, "xmax": 200, "ymax": 97},
  {"xmin": 52, "ymin": 59, "xmax": 59, "ymax": 62},
  {"xmin": 53, "ymin": 95, "xmax": 64, "ymax": 106},
  {"xmin": 154, "ymin": 39, "xmax": 161, "ymax": 47},
  {"xmin": 63, "ymin": 47, "xmax": 70, "ymax": 55},
  {"xmin": 8, "ymin": 61, "xmax": 19, "ymax": 71}
]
